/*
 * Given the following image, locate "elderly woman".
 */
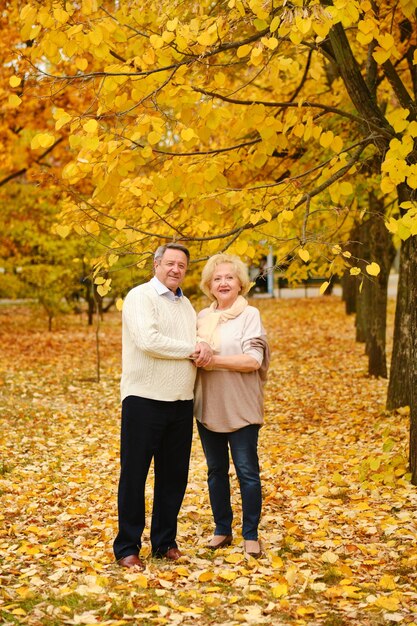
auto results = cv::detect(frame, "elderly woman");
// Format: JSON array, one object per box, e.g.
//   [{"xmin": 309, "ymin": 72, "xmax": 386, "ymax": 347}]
[{"xmin": 194, "ymin": 253, "xmax": 269, "ymax": 558}]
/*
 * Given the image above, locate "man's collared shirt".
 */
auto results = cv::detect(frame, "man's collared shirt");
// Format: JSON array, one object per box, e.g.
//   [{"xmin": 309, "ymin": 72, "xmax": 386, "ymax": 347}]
[{"xmin": 150, "ymin": 276, "xmax": 183, "ymax": 302}]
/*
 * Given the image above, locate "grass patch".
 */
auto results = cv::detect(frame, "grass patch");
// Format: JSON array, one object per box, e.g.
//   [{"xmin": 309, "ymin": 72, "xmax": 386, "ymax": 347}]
[
  {"xmin": 0, "ymin": 460, "xmax": 11, "ymax": 475},
  {"xmin": 321, "ymin": 566, "xmax": 344, "ymax": 585},
  {"xmin": 323, "ymin": 614, "xmax": 348, "ymax": 626}
]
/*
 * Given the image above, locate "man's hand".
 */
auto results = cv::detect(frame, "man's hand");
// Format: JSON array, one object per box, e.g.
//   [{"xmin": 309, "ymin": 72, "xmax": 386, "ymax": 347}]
[{"xmin": 190, "ymin": 341, "xmax": 213, "ymax": 367}]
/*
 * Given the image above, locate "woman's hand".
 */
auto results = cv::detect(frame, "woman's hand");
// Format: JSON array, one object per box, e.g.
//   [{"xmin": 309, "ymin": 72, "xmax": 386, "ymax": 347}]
[{"xmin": 190, "ymin": 341, "xmax": 213, "ymax": 367}]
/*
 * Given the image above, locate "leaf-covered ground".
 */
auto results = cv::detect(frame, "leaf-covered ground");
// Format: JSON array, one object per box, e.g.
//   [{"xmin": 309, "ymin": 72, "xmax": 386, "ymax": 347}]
[{"xmin": 1, "ymin": 297, "xmax": 416, "ymax": 626}]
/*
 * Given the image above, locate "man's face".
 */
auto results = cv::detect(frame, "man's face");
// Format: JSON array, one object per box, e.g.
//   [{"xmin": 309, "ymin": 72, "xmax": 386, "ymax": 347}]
[{"xmin": 154, "ymin": 249, "xmax": 188, "ymax": 292}]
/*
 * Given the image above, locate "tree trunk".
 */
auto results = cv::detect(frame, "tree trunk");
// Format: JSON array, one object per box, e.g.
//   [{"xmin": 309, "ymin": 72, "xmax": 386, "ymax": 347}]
[
  {"xmin": 353, "ymin": 221, "xmax": 368, "ymax": 344},
  {"xmin": 341, "ymin": 271, "xmax": 357, "ymax": 315},
  {"xmin": 410, "ymin": 238, "xmax": 417, "ymax": 483},
  {"xmin": 355, "ymin": 285, "xmax": 367, "ymax": 343},
  {"xmin": 353, "ymin": 204, "xmax": 395, "ymax": 376},
  {"xmin": 387, "ymin": 236, "xmax": 414, "ymax": 409},
  {"xmin": 365, "ymin": 196, "xmax": 396, "ymax": 378}
]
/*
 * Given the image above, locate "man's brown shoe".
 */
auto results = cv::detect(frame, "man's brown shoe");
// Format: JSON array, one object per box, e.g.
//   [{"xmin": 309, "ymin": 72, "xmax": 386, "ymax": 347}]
[
  {"xmin": 117, "ymin": 554, "xmax": 145, "ymax": 569},
  {"xmin": 163, "ymin": 547, "xmax": 182, "ymax": 560}
]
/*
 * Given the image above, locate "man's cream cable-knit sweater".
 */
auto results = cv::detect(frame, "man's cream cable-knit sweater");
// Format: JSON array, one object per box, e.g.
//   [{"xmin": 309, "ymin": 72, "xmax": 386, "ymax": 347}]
[{"xmin": 120, "ymin": 282, "xmax": 197, "ymax": 402}]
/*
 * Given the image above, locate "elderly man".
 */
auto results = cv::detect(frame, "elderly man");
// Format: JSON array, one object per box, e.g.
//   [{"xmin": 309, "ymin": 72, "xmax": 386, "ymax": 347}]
[{"xmin": 113, "ymin": 242, "xmax": 212, "ymax": 569}]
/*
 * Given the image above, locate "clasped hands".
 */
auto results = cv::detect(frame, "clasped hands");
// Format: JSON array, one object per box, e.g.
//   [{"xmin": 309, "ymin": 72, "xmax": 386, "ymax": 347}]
[{"xmin": 190, "ymin": 341, "xmax": 213, "ymax": 368}]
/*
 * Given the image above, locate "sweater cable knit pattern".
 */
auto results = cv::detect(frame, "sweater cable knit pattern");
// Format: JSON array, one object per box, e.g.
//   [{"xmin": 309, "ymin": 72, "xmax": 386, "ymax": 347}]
[{"xmin": 120, "ymin": 282, "xmax": 197, "ymax": 402}]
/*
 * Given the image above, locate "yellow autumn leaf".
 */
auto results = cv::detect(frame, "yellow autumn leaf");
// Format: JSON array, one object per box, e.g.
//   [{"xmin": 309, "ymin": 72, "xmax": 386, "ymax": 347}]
[
  {"xmin": 237, "ymin": 44, "xmax": 251, "ymax": 58},
  {"xmin": 166, "ymin": 18, "xmax": 178, "ymax": 31},
  {"xmin": 366, "ymin": 262, "xmax": 380, "ymax": 276},
  {"xmin": 31, "ymin": 133, "xmax": 55, "ymax": 149},
  {"xmin": 264, "ymin": 37, "xmax": 278, "ymax": 50},
  {"xmin": 377, "ymin": 32, "xmax": 395, "ymax": 50},
  {"xmin": 289, "ymin": 29, "xmax": 303, "ymax": 45},
  {"xmin": 148, "ymin": 130, "xmax": 162, "ymax": 145},
  {"xmin": 357, "ymin": 30, "xmax": 374, "ymax": 45},
  {"xmin": 295, "ymin": 15, "xmax": 312, "ymax": 35},
  {"xmin": 339, "ymin": 181, "xmax": 353, "ymax": 195},
  {"xmin": 175, "ymin": 566, "xmax": 189, "ymax": 577},
  {"xmin": 181, "ymin": 128, "xmax": 196, "ymax": 141},
  {"xmin": 225, "ymin": 553, "xmax": 244, "ymax": 564},
  {"xmin": 379, "ymin": 574, "xmax": 397, "ymax": 590},
  {"xmin": 235, "ymin": 240, "xmax": 248, "ymax": 255},
  {"xmin": 298, "ymin": 249, "xmax": 310, "ymax": 262},
  {"xmin": 280, "ymin": 209, "xmax": 294, "ymax": 221},
  {"xmin": 55, "ymin": 225, "xmax": 71, "ymax": 238},
  {"xmin": 373, "ymin": 47, "xmax": 391, "ymax": 64},
  {"xmin": 385, "ymin": 218, "xmax": 398, "ymax": 233},
  {"xmin": 126, "ymin": 573, "xmax": 147, "ymax": 588},
  {"xmin": 374, "ymin": 595, "xmax": 400, "ymax": 610},
  {"xmin": 85, "ymin": 221, "xmax": 100, "ymax": 235},
  {"xmin": 219, "ymin": 570, "xmax": 237, "ymax": 581},
  {"xmin": 313, "ymin": 19, "xmax": 331, "ymax": 39},
  {"xmin": 89, "ymin": 27, "xmax": 103, "ymax": 46},
  {"xmin": 9, "ymin": 75, "xmax": 21, "ymax": 87},
  {"xmin": 55, "ymin": 112, "xmax": 72, "ymax": 131},
  {"xmin": 75, "ymin": 57, "xmax": 88, "ymax": 71},
  {"xmin": 272, "ymin": 583, "xmax": 288, "ymax": 598},
  {"xmin": 162, "ymin": 30, "xmax": 175, "ymax": 43},
  {"xmin": 8, "ymin": 94, "xmax": 22, "ymax": 108},
  {"xmin": 350, "ymin": 267, "xmax": 361, "ymax": 275},
  {"xmin": 83, "ymin": 119, "xmax": 98, "ymax": 134},
  {"xmin": 97, "ymin": 284, "xmax": 110, "ymax": 297},
  {"xmin": 319, "ymin": 281, "xmax": 330, "ymax": 295},
  {"xmin": 320, "ymin": 131, "xmax": 334, "ymax": 148},
  {"xmin": 149, "ymin": 34, "xmax": 164, "ymax": 49},
  {"xmin": 197, "ymin": 30, "xmax": 218, "ymax": 46},
  {"xmin": 82, "ymin": 0, "xmax": 98, "ymax": 15},
  {"xmin": 296, "ymin": 606, "xmax": 316, "ymax": 615},
  {"xmin": 53, "ymin": 7, "xmax": 69, "ymax": 23},
  {"xmin": 331, "ymin": 135, "xmax": 344, "ymax": 153},
  {"xmin": 115, "ymin": 219, "xmax": 126, "ymax": 230},
  {"xmin": 321, "ymin": 551, "xmax": 339, "ymax": 563},
  {"xmin": 199, "ymin": 221, "xmax": 210, "ymax": 233},
  {"xmin": 270, "ymin": 16, "xmax": 280, "ymax": 32}
]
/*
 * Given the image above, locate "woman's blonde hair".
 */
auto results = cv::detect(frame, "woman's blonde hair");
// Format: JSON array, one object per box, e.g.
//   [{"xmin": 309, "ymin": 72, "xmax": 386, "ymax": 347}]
[{"xmin": 200, "ymin": 253, "xmax": 251, "ymax": 301}]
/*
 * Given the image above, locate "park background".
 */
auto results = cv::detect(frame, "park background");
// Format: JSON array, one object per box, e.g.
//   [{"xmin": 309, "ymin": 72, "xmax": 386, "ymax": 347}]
[{"xmin": 1, "ymin": 0, "xmax": 417, "ymax": 624}]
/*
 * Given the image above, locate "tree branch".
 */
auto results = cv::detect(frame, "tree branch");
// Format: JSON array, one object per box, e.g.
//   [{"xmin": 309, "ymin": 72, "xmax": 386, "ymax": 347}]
[
  {"xmin": 192, "ymin": 87, "xmax": 391, "ymax": 136},
  {"xmin": 0, "ymin": 138, "xmax": 64, "ymax": 188},
  {"xmin": 382, "ymin": 59, "xmax": 417, "ymax": 119},
  {"xmin": 327, "ymin": 22, "xmax": 393, "ymax": 146}
]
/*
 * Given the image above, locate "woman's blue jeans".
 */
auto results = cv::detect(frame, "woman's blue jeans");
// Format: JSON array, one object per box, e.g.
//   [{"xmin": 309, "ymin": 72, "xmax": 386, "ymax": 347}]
[{"xmin": 197, "ymin": 422, "xmax": 262, "ymax": 540}]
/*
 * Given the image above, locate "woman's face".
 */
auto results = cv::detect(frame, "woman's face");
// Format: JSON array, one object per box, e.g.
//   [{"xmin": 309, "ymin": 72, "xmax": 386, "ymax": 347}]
[{"xmin": 210, "ymin": 263, "xmax": 242, "ymax": 309}]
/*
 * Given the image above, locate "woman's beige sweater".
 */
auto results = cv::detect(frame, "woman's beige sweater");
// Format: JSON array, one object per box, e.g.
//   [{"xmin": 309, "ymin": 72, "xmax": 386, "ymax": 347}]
[{"xmin": 194, "ymin": 306, "xmax": 268, "ymax": 432}]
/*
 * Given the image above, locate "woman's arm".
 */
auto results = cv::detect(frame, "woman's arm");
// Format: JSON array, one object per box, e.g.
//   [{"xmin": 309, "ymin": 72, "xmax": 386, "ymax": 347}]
[{"xmin": 205, "ymin": 353, "xmax": 261, "ymax": 372}]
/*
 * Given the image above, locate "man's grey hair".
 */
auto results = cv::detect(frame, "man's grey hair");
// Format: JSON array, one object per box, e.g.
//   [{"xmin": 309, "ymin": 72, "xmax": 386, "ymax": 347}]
[{"xmin": 154, "ymin": 242, "xmax": 191, "ymax": 263}]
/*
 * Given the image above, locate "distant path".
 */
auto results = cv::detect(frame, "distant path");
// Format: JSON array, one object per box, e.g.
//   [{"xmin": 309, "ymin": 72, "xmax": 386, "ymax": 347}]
[{"xmin": 252, "ymin": 272, "xmax": 398, "ymax": 300}]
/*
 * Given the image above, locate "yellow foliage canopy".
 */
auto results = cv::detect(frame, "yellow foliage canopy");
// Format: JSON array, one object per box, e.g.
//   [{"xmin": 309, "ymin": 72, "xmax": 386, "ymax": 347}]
[{"xmin": 2, "ymin": 0, "xmax": 417, "ymax": 282}]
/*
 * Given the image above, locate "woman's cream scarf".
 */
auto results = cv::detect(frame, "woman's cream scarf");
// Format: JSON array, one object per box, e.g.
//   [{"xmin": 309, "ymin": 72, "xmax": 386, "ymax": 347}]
[{"xmin": 197, "ymin": 295, "xmax": 248, "ymax": 351}]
